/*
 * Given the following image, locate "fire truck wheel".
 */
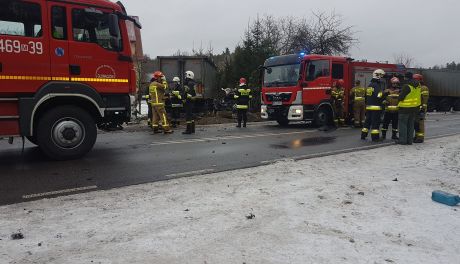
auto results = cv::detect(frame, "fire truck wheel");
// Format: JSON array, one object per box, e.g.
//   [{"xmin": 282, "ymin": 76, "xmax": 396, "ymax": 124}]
[
  {"xmin": 453, "ymin": 99, "xmax": 460, "ymax": 111},
  {"xmin": 438, "ymin": 98, "xmax": 452, "ymax": 112},
  {"xmin": 314, "ymin": 107, "xmax": 332, "ymax": 127},
  {"xmin": 276, "ymin": 117, "xmax": 290, "ymax": 127},
  {"xmin": 36, "ymin": 105, "xmax": 97, "ymax": 160}
]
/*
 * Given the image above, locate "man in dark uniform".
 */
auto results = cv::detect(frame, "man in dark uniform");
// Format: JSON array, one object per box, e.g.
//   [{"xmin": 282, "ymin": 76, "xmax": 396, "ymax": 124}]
[
  {"xmin": 170, "ymin": 77, "xmax": 183, "ymax": 128},
  {"xmin": 361, "ymin": 69, "xmax": 385, "ymax": 142},
  {"xmin": 234, "ymin": 78, "xmax": 252, "ymax": 128},
  {"xmin": 331, "ymin": 79, "xmax": 346, "ymax": 127},
  {"xmin": 182, "ymin": 71, "xmax": 197, "ymax": 134}
]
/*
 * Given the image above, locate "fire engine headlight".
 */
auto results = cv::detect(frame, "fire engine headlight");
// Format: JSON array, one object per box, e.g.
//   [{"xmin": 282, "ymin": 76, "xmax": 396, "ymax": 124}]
[
  {"xmin": 261, "ymin": 105, "xmax": 267, "ymax": 113},
  {"xmin": 294, "ymin": 109, "xmax": 302, "ymax": 114}
]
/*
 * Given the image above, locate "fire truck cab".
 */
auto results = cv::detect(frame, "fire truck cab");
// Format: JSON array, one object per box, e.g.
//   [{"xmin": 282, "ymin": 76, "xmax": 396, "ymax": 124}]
[
  {"xmin": 0, "ymin": 0, "xmax": 140, "ymax": 160},
  {"xmin": 261, "ymin": 54, "xmax": 406, "ymax": 126}
]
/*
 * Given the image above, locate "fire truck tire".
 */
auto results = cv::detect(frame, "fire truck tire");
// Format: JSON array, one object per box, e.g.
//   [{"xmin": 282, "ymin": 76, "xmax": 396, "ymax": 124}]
[
  {"xmin": 453, "ymin": 99, "xmax": 460, "ymax": 111},
  {"xmin": 314, "ymin": 107, "xmax": 332, "ymax": 127},
  {"xmin": 276, "ymin": 117, "xmax": 290, "ymax": 127},
  {"xmin": 438, "ymin": 98, "xmax": 452, "ymax": 112},
  {"xmin": 26, "ymin": 136, "xmax": 38, "ymax": 146},
  {"xmin": 36, "ymin": 105, "xmax": 97, "ymax": 160}
]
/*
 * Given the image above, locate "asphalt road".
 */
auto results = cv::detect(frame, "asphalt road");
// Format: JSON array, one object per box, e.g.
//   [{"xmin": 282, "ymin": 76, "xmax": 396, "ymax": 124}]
[{"xmin": 1, "ymin": 112, "xmax": 459, "ymax": 205}]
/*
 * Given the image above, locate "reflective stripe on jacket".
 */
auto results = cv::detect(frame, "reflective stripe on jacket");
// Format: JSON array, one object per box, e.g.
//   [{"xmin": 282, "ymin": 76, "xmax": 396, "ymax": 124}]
[{"xmin": 399, "ymin": 85, "xmax": 422, "ymax": 108}]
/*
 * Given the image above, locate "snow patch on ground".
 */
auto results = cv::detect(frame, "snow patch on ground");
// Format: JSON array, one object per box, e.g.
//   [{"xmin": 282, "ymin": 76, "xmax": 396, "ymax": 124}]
[{"xmin": 1, "ymin": 136, "xmax": 459, "ymax": 264}]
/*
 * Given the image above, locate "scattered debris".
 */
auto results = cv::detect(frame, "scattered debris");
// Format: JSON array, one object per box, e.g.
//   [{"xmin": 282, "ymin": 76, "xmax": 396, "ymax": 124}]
[
  {"xmin": 211, "ymin": 150, "xmax": 215, "ymax": 154},
  {"xmin": 385, "ymin": 259, "xmax": 394, "ymax": 263},
  {"xmin": 38, "ymin": 242, "xmax": 42, "ymax": 247},
  {"xmin": 11, "ymin": 233, "xmax": 24, "ymax": 240},
  {"xmin": 318, "ymin": 195, "xmax": 325, "ymax": 200},
  {"xmin": 357, "ymin": 192, "xmax": 365, "ymax": 196},
  {"xmin": 343, "ymin": 200, "xmax": 353, "ymax": 205},
  {"xmin": 246, "ymin": 213, "xmax": 256, "ymax": 220},
  {"xmin": 222, "ymin": 142, "xmax": 227, "ymax": 145},
  {"xmin": 392, "ymin": 178, "xmax": 398, "ymax": 182},
  {"xmin": 184, "ymin": 209, "xmax": 190, "ymax": 212},
  {"xmin": 349, "ymin": 238, "xmax": 355, "ymax": 243}
]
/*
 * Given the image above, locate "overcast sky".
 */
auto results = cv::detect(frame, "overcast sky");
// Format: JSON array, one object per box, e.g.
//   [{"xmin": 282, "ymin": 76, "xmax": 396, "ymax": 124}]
[{"xmin": 123, "ymin": 0, "xmax": 459, "ymax": 67}]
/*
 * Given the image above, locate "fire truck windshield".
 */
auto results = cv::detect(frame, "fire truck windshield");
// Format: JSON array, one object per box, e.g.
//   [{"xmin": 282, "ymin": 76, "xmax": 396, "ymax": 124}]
[{"xmin": 264, "ymin": 63, "xmax": 300, "ymax": 87}]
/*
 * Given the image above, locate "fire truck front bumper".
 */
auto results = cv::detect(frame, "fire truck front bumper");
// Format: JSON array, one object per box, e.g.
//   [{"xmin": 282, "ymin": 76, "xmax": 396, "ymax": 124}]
[{"xmin": 261, "ymin": 105, "xmax": 304, "ymax": 121}]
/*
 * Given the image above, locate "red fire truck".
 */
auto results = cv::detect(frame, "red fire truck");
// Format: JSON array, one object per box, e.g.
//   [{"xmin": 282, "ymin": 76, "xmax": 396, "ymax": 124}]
[
  {"xmin": 261, "ymin": 54, "xmax": 406, "ymax": 126},
  {"xmin": 0, "ymin": 0, "xmax": 141, "ymax": 160}
]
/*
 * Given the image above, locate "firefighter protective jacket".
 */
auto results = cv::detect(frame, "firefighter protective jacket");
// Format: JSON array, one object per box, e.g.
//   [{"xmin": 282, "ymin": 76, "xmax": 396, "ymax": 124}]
[
  {"xmin": 183, "ymin": 79, "xmax": 197, "ymax": 102},
  {"xmin": 350, "ymin": 86, "xmax": 366, "ymax": 102},
  {"xmin": 170, "ymin": 83, "xmax": 184, "ymax": 108},
  {"xmin": 149, "ymin": 80, "xmax": 167, "ymax": 106},
  {"xmin": 383, "ymin": 87, "xmax": 400, "ymax": 112},
  {"xmin": 234, "ymin": 86, "xmax": 252, "ymax": 109},
  {"xmin": 365, "ymin": 79, "xmax": 385, "ymax": 111}
]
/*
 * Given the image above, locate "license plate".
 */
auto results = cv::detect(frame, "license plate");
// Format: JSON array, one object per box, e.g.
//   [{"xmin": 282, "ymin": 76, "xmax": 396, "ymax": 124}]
[{"xmin": 272, "ymin": 101, "xmax": 282, "ymax": 106}]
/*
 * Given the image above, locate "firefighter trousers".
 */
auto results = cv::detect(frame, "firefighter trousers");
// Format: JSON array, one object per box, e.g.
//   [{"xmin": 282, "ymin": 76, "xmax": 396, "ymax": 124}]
[
  {"xmin": 363, "ymin": 110, "xmax": 382, "ymax": 141},
  {"xmin": 353, "ymin": 101, "xmax": 366, "ymax": 126},
  {"xmin": 333, "ymin": 102, "xmax": 345, "ymax": 126},
  {"xmin": 414, "ymin": 116, "xmax": 425, "ymax": 141},
  {"xmin": 398, "ymin": 111, "xmax": 416, "ymax": 145},
  {"xmin": 382, "ymin": 111, "xmax": 399, "ymax": 133},
  {"xmin": 237, "ymin": 109, "xmax": 248, "ymax": 127},
  {"xmin": 152, "ymin": 105, "xmax": 171, "ymax": 131}
]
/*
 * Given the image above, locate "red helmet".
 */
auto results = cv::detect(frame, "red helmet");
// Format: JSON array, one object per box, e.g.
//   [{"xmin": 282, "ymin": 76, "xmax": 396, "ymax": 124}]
[
  {"xmin": 153, "ymin": 71, "xmax": 164, "ymax": 80},
  {"xmin": 390, "ymin": 77, "xmax": 400, "ymax": 84},
  {"xmin": 337, "ymin": 79, "xmax": 345, "ymax": 87},
  {"xmin": 413, "ymin": 74, "xmax": 424, "ymax": 81},
  {"xmin": 239, "ymin": 78, "xmax": 247, "ymax": 86}
]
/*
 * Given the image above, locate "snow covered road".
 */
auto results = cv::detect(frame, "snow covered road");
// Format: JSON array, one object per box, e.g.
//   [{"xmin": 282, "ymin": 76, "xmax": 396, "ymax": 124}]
[{"xmin": 1, "ymin": 135, "xmax": 459, "ymax": 264}]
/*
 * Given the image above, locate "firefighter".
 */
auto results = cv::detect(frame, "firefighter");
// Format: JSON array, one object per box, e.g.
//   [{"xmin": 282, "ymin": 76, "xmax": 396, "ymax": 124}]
[
  {"xmin": 149, "ymin": 71, "xmax": 173, "ymax": 134},
  {"xmin": 170, "ymin": 76, "xmax": 183, "ymax": 128},
  {"xmin": 361, "ymin": 69, "xmax": 385, "ymax": 141},
  {"xmin": 182, "ymin": 71, "xmax": 197, "ymax": 134},
  {"xmin": 331, "ymin": 79, "xmax": 346, "ymax": 127},
  {"xmin": 234, "ymin": 78, "xmax": 252, "ymax": 128},
  {"xmin": 381, "ymin": 77, "xmax": 401, "ymax": 140},
  {"xmin": 414, "ymin": 74, "xmax": 429, "ymax": 143},
  {"xmin": 397, "ymin": 72, "xmax": 421, "ymax": 145},
  {"xmin": 350, "ymin": 80, "xmax": 366, "ymax": 127}
]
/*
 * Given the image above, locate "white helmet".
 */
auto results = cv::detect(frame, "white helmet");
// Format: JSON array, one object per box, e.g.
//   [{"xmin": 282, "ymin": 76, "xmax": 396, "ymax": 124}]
[
  {"xmin": 373, "ymin": 69, "xmax": 385, "ymax": 79},
  {"xmin": 185, "ymin": 71, "xmax": 195, "ymax": 80},
  {"xmin": 172, "ymin": 76, "xmax": 180, "ymax": 82}
]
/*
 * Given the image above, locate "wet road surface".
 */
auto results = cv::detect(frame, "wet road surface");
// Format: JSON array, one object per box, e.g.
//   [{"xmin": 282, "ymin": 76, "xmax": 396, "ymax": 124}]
[{"xmin": 1, "ymin": 112, "xmax": 459, "ymax": 205}]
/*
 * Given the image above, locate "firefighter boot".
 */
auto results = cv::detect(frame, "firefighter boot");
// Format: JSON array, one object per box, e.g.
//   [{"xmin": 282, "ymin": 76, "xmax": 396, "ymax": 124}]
[
  {"xmin": 152, "ymin": 127, "xmax": 161, "ymax": 134},
  {"xmin": 371, "ymin": 131, "xmax": 380, "ymax": 142},
  {"xmin": 171, "ymin": 121, "xmax": 177, "ymax": 128},
  {"xmin": 191, "ymin": 122, "xmax": 196, "ymax": 134},
  {"xmin": 361, "ymin": 129, "xmax": 368, "ymax": 140},
  {"xmin": 164, "ymin": 129, "xmax": 174, "ymax": 134},
  {"xmin": 243, "ymin": 122, "xmax": 247, "ymax": 128},
  {"xmin": 182, "ymin": 123, "xmax": 192, "ymax": 135},
  {"xmin": 414, "ymin": 137, "xmax": 424, "ymax": 144},
  {"xmin": 392, "ymin": 131, "xmax": 399, "ymax": 140}
]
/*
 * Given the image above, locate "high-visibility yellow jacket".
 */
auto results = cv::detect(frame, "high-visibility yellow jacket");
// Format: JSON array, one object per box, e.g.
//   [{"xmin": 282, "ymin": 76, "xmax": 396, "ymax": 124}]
[{"xmin": 399, "ymin": 84, "xmax": 421, "ymax": 108}]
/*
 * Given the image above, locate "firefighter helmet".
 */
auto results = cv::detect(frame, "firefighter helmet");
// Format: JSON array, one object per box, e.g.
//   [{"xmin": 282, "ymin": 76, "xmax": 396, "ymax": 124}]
[
  {"xmin": 185, "ymin": 71, "xmax": 195, "ymax": 80},
  {"xmin": 413, "ymin": 74, "xmax": 424, "ymax": 81},
  {"xmin": 173, "ymin": 76, "xmax": 180, "ymax": 82},
  {"xmin": 153, "ymin": 71, "xmax": 164, "ymax": 80},
  {"xmin": 373, "ymin": 69, "xmax": 385, "ymax": 79},
  {"xmin": 337, "ymin": 79, "xmax": 345, "ymax": 87},
  {"xmin": 239, "ymin": 78, "xmax": 247, "ymax": 86},
  {"xmin": 390, "ymin": 77, "xmax": 400, "ymax": 84}
]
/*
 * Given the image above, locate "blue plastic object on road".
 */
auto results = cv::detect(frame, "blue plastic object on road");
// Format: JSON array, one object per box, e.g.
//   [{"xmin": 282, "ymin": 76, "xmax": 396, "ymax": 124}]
[{"xmin": 432, "ymin": 191, "xmax": 460, "ymax": 206}]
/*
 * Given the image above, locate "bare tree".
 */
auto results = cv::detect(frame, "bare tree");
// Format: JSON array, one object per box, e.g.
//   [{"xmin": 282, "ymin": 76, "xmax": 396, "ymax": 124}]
[{"xmin": 393, "ymin": 53, "xmax": 415, "ymax": 68}]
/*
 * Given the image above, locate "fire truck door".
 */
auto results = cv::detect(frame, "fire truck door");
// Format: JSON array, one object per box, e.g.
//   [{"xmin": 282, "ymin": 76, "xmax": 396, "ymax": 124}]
[
  {"xmin": 47, "ymin": 3, "xmax": 70, "ymax": 80},
  {"xmin": 0, "ymin": 0, "xmax": 50, "ymax": 93},
  {"xmin": 302, "ymin": 59, "xmax": 331, "ymax": 105}
]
